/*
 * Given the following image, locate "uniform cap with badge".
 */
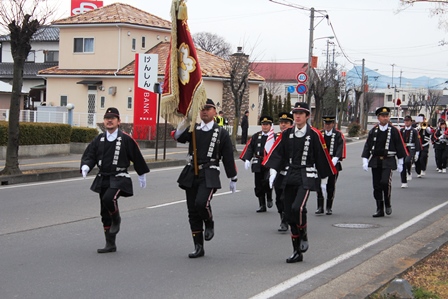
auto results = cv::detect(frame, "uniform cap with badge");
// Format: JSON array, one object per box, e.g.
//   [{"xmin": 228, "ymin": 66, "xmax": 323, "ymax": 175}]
[
  {"xmin": 278, "ymin": 112, "xmax": 293, "ymax": 124},
  {"xmin": 292, "ymin": 102, "xmax": 310, "ymax": 115},
  {"xmin": 322, "ymin": 115, "xmax": 336, "ymax": 123},
  {"xmin": 375, "ymin": 106, "xmax": 390, "ymax": 116},
  {"xmin": 259, "ymin": 115, "xmax": 273, "ymax": 124},
  {"xmin": 104, "ymin": 107, "xmax": 120, "ymax": 119}
]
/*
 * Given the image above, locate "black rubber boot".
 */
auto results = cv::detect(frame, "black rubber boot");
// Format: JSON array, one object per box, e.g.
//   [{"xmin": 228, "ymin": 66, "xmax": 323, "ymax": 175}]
[
  {"xmin": 384, "ymin": 197, "xmax": 392, "ymax": 215},
  {"xmin": 256, "ymin": 197, "xmax": 267, "ymax": 213},
  {"xmin": 286, "ymin": 236, "xmax": 303, "ymax": 263},
  {"xmin": 372, "ymin": 200, "xmax": 385, "ymax": 217},
  {"xmin": 204, "ymin": 219, "xmax": 214, "ymax": 241},
  {"xmin": 278, "ymin": 213, "xmax": 288, "ymax": 232},
  {"xmin": 188, "ymin": 232, "xmax": 204, "ymax": 258},
  {"xmin": 326, "ymin": 199, "xmax": 333, "ymax": 215},
  {"xmin": 299, "ymin": 227, "xmax": 309, "ymax": 253},
  {"xmin": 97, "ymin": 229, "xmax": 117, "ymax": 253},
  {"xmin": 109, "ymin": 211, "xmax": 121, "ymax": 235},
  {"xmin": 315, "ymin": 196, "xmax": 324, "ymax": 214}
]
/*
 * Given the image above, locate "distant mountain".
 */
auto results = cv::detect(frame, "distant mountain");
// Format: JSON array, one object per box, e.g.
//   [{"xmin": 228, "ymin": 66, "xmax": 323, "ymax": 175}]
[{"xmin": 346, "ymin": 66, "xmax": 448, "ymax": 90}]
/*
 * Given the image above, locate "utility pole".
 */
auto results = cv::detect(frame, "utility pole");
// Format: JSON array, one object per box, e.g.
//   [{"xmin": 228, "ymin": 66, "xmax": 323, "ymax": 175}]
[
  {"xmin": 306, "ymin": 7, "xmax": 314, "ymax": 105},
  {"xmin": 360, "ymin": 58, "xmax": 365, "ymax": 129}
]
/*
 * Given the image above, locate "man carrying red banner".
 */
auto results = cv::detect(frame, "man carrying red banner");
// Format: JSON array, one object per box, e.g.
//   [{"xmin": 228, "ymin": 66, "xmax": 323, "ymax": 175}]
[{"xmin": 162, "ymin": 0, "xmax": 237, "ymax": 259}]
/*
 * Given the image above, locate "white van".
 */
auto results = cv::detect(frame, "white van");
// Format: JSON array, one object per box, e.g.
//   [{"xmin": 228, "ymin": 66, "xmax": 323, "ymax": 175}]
[{"xmin": 389, "ymin": 116, "xmax": 404, "ymax": 128}]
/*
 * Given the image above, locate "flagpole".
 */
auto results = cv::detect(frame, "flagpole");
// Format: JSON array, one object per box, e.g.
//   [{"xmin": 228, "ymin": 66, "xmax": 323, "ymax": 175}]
[{"xmin": 192, "ymin": 126, "xmax": 199, "ymax": 176}]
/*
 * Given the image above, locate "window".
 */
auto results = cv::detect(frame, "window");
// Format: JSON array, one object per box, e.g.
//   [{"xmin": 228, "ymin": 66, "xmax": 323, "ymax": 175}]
[
  {"xmin": 132, "ymin": 38, "xmax": 136, "ymax": 51},
  {"xmin": 100, "ymin": 96, "xmax": 105, "ymax": 108},
  {"xmin": 74, "ymin": 38, "xmax": 94, "ymax": 53},
  {"xmin": 127, "ymin": 97, "xmax": 132, "ymax": 109},
  {"xmin": 387, "ymin": 94, "xmax": 392, "ymax": 102},
  {"xmin": 60, "ymin": 95, "xmax": 67, "ymax": 106},
  {"xmin": 26, "ymin": 51, "xmax": 35, "ymax": 62},
  {"xmin": 44, "ymin": 51, "xmax": 59, "ymax": 62},
  {"xmin": 141, "ymin": 36, "xmax": 146, "ymax": 48}
]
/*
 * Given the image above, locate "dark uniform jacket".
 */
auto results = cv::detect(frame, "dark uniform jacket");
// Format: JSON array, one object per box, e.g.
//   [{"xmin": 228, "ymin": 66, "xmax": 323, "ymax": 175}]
[
  {"xmin": 239, "ymin": 131, "xmax": 272, "ymax": 173},
  {"xmin": 400, "ymin": 126, "xmax": 422, "ymax": 153},
  {"xmin": 418, "ymin": 126, "xmax": 433, "ymax": 150},
  {"xmin": 176, "ymin": 123, "xmax": 236, "ymax": 189},
  {"xmin": 431, "ymin": 127, "xmax": 448, "ymax": 149},
  {"xmin": 361, "ymin": 124, "xmax": 408, "ymax": 169},
  {"xmin": 81, "ymin": 130, "xmax": 150, "ymax": 197},
  {"xmin": 321, "ymin": 128, "xmax": 346, "ymax": 172},
  {"xmin": 262, "ymin": 125, "xmax": 337, "ymax": 191}
]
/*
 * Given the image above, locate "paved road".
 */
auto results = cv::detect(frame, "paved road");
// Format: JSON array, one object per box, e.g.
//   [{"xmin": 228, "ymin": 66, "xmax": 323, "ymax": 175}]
[{"xmin": 1, "ymin": 140, "xmax": 447, "ymax": 298}]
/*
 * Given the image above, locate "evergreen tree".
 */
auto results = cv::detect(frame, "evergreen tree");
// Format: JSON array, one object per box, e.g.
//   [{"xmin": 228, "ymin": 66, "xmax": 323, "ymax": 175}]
[
  {"xmin": 268, "ymin": 93, "xmax": 274, "ymax": 118},
  {"xmin": 277, "ymin": 95, "xmax": 283, "ymax": 113},
  {"xmin": 285, "ymin": 93, "xmax": 292, "ymax": 113},
  {"xmin": 261, "ymin": 89, "xmax": 269, "ymax": 122}
]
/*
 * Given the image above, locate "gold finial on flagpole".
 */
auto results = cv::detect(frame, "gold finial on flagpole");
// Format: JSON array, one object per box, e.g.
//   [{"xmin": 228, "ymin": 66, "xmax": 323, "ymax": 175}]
[{"xmin": 177, "ymin": 0, "xmax": 188, "ymax": 21}]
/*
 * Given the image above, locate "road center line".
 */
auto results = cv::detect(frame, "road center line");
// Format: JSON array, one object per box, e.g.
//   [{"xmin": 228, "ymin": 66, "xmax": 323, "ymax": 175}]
[{"xmin": 145, "ymin": 190, "xmax": 240, "ymax": 209}]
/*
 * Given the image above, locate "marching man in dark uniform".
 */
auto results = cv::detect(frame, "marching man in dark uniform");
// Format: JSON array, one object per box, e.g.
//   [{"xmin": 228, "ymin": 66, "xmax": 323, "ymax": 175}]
[
  {"xmin": 240, "ymin": 115, "xmax": 275, "ymax": 212},
  {"xmin": 173, "ymin": 99, "xmax": 237, "ymax": 258},
  {"xmin": 431, "ymin": 119, "xmax": 448, "ymax": 173},
  {"xmin": 315, "ymin": 116, "xmax": 346, "ymax": 215},
  {"xmin": 272, "ymin": 112, "xmax": 294, "ymax": 231},
  {"xmin": 399, "ymin": 115, "xmax": 422, "ymax": 188},
  {"xmin": 263, "ymin": 102, "xmax": 336, "ymax": 263},
  {"xmin": 415, "ymin": 114, "xmax": 433, "ymax": 177},
  {"xmin": 81, "ymin": 107, "xmax": 149, "ymax": 253},
  {"xmin": 362, "ymin": 107, "xmax": 408, "ymax": 217}
]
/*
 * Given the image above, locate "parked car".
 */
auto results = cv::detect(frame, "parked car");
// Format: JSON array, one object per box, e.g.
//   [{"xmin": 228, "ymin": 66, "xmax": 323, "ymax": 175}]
[{"xmin": 390, "ymin": 116, "xmax": 404, "ymax": 128}]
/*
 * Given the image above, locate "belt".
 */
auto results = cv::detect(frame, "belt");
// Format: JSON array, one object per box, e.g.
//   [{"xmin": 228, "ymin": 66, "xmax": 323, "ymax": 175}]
[{"xmin": 187, "ymin": 162, "xmax": 219, "ymax": 170}]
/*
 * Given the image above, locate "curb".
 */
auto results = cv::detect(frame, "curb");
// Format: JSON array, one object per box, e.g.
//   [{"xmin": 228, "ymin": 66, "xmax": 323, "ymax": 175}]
[{"xmin": 0, "ymin": 159, "xmax": 186, "ymax": 186}]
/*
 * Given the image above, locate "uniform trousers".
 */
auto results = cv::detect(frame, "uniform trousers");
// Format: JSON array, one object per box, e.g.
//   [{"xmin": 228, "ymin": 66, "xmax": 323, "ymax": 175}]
[
  {"xmin": 99, "ymin": 176, "xmax": 121, "ymax": 228},
  {"xmin": 283, "ymin": 179, "xmax": 310, "ymax": 234},
  {"xmin": 184, "ymin": 170, "xmax": 215, "ymax": 232},
  {"xmin": 401, "ymin": 149, "xmax": 415, "ymax": 183},
  {"xmin": 316, "ymin": 173, "xmax": 339, "ymax": 202},
  {"xmin": 415, "ymin": 147, "xmax": 429, "ymax": 174},
  {"xmin": 371, "ymin": 165, "xmax": 392, "ymax": 207},
  {"xmin": 254, "ymin": 167, "xmax": 272, "ymax": 200},
  {"xmin": 434, "ymin": 145, "xmax": 448, "ymax": 169},
  {"xmin": 274, "ymin": 187, "xmax": 284, "ymax": 213}
]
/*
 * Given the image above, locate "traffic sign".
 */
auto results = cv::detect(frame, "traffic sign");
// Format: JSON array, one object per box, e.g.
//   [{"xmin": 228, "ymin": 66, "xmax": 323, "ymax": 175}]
[
  {"xmin": 296, "ymin": 83, "xmax": 307, "ymax": 94},
  {"xmin": 296, "ymin": 72, "xmax": 308, "ymax": 83},
  {"xmin": 287, "ymin": 85, "xmax": 295, "ymax": 93}
]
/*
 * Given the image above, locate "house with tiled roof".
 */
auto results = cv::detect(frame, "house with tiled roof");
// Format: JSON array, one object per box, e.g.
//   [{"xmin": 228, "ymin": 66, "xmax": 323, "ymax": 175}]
[
  {"xmin": 252, "ymin": 62, "xmax": 313, "ymax": 106},
  {"xmin": 0, "ymin": 26, "xmax": 59, "ymax": 109},
  {"xmin": 38, "ymin": 3, "xmax": 263, "ymax": 128}
]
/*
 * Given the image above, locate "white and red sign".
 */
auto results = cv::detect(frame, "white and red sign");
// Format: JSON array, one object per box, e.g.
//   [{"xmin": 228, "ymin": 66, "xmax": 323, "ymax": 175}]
[
  {"xmin": 296, "ymin": 72, "xmax": 308, "ymax": 83},
  {"xmin": 133, "ymin": 53, "xmax": 159, "ymax": 140},
  {"xmin": 71, "ymin": 0, "xmax": 103, "ymax": 16}
]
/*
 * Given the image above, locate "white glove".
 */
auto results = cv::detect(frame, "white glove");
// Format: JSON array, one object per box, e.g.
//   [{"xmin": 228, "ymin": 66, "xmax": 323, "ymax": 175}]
[
  {"xmin": 397, "ymin": 158, "xmax": 404, "ymax": 173},
  {"xmin": 174, "ymin": 118, "xmax": 191, "ymax": 139},
  {"xmin": 414, "ymin": 152, "xmax": 419, "ymax": 161},
  {"xmin": 362, "ymin": 158, "xmax": 369, "ymax": 172},
  {"xmin": 244, "ymin": 160, "xmax": 251, "ymax": 170},
  {"xmin": 331, "ymin": 157, "xmax": 339, "ymax": 167},
  {"xmin": 269, "ymin": 168, "xmax": 277, "ymax": 189},
  {"xmin": 81, "ymin": 165, "xmax": 90, "ymax": 178},
  {"xmin": 229, "ymin": 179, "xmax": 237, "ymax": 193},
  {"xmin": 138, "ymin": 174, "xmax": 146, "ymax": 188}
]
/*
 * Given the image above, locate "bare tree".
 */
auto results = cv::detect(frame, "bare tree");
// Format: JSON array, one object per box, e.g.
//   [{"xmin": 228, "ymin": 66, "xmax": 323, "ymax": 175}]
[
  {"xmin": 0, "ymin": 0, "xmax": 57, "ymax": 175},
  {"xmin": 426, "ymin": 89, "xmax": 442, "ymax": 123},
  {"xmin": 399, "ymin": 1, "xmax": 448, "ymax": 31},
  {"xmin": 192, "ymin": 32, "xmax": 232, "ymax": 59}
]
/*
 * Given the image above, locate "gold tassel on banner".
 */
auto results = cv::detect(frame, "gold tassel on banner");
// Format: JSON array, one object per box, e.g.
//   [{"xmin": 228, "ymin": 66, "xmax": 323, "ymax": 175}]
[{"xmin": 177, "ymin": 0, "xmax": 188, "ymax": 21}]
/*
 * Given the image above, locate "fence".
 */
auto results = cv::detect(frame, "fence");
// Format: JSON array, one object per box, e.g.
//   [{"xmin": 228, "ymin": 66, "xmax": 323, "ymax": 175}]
[{"xmin": 0, "ymin": 109, "xmax": 133, "ymax": 128}]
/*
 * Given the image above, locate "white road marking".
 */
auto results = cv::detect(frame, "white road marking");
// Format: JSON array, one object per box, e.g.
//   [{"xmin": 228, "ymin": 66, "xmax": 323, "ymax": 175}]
[{"xmin": 145, "ymin": 190, "xmax": 240, "ymax": 209}]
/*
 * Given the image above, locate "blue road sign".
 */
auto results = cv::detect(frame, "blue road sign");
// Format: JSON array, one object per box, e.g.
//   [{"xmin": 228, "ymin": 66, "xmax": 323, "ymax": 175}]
[
  {"xmin": 287, "ymin": 85, "xmax": 295, "ymax": 93},
  {"xmin": 296, "ymin": 83, "xmax": 307, "ymax": 94}
]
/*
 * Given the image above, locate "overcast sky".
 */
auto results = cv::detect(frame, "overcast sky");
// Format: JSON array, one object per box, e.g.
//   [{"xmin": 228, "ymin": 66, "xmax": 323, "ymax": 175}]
[{"xmin": 53, "ymin": 0, "xmax": 448, "ymax": 81}]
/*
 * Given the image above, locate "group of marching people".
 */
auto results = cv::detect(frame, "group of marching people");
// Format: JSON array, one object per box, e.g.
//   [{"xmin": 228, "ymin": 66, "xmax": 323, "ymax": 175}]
[{"xmin": 80, "ymin": 102, "xmax": 444, "ymax": 264}]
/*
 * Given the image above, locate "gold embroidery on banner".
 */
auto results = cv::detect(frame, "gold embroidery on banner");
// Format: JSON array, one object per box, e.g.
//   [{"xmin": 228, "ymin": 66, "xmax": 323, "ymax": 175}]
[{"xmin": 178, "ymin": 42, "xmax": 197, "ymax": 85}]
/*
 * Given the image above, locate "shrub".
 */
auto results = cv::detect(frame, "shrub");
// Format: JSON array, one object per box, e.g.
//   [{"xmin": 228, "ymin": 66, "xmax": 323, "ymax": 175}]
[
  {"xmin": 70, "ymin": 127, "xmax": 99, "ymax": 143},
  {"xmin": 348, "ymin": 122, "xmax": 361, "ymax": 137}
]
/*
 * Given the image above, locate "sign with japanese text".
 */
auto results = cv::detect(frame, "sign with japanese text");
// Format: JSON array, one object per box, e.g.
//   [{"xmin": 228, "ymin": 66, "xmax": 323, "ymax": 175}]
[{"xmin": 133, "ymin": 53, "xmax": 159, "ymax": 140}]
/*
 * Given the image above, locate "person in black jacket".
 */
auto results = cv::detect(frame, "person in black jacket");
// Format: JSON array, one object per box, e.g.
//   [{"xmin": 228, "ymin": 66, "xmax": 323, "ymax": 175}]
[
  {"xmin": 399, "ymin": 115, "xmax": 422, "ymax": 188},
  {"xmin": 81, "ymin": 107, "xmax": 149, "ymax": 253},
  {"xmin": 263, "ymin": 102, "xmax": 337, "ymax": 263},
  {"xmin": 315, "ymin": 116, "xmax": 346, "ymax": 215},
  {"xmin": 241, "ymin": 110, "xmax": 249, "ymax": 144},
  {"xmin": 240, "ymin": 115, "xmax": 275, "ymax": 213},
  {"xmin": 173, "ymin": 99, "xmax": 237, "ymax": 258},
  {"xmin": 361, "ymin": 107, "xmax": 408, "ymax": 217}
]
